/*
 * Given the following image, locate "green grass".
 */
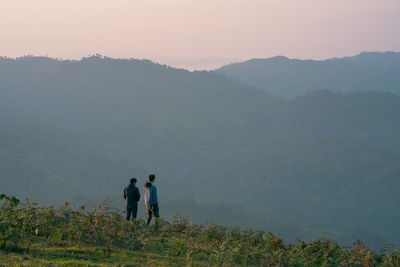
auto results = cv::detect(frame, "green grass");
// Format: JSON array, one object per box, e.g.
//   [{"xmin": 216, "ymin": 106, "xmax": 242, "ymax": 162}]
[
  {"xmin": 1, "ymin": 194, "xmax": 399, "ymax": 266},
  {"xmin": 0, "ymin": 246, "xmax": 198, "ymax": 266}
]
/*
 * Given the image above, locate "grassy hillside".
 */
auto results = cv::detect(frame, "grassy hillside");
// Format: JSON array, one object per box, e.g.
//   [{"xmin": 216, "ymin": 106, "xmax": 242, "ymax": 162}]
[{"xmin": 1, "ymin": 195, "xmax": 399, "ymax": 267}]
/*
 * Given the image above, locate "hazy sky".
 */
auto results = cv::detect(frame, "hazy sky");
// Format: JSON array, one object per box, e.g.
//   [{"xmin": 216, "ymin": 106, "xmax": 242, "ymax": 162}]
[{"xmin": 1, "ymin": 0, "xmax": 399, "ymax": 70}]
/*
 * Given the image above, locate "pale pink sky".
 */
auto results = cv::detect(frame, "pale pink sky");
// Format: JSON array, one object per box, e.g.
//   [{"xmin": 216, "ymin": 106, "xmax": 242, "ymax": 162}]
[{"xmin": 1, "ymin": 0, "xmax": 399, "ymax": 70}]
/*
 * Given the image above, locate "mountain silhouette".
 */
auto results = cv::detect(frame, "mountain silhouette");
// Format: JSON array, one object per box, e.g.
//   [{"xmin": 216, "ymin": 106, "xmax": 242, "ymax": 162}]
[{"xmin": 215, "ymin": 52, "xmax": 400, "ymax": 98}]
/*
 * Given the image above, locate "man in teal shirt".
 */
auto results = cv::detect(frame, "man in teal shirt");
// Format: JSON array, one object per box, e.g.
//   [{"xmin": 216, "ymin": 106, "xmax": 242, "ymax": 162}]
[{"xmin": 146, "ymin": 174, "xmax": 159, "ymax": 225}]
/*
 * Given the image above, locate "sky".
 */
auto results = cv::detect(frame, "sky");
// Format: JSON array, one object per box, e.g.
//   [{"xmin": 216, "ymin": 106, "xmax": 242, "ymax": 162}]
[{"xmin": 1, "ymin": 0, "xmax": 399, "ymax": 70}]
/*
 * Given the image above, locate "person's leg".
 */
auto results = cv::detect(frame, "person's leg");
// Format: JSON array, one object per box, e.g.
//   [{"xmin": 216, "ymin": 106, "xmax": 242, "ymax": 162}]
[
  {"xmin": 153, "ymin": 204, "xmax": 160, "ymax": 228},
  {"xmin": 154, "ymin": 204, "xmax": 160, "ymax": 218},
  {"xmin": 132, "ymin": 202, "xmax": 138, "ymax": 220},
  {"xmin": 146, "ymin": 205, "xmax": 153, "ymax": 225},
  {"xmin": 126, "ymin": 207, "xmax": 132, "ymax": 220}
]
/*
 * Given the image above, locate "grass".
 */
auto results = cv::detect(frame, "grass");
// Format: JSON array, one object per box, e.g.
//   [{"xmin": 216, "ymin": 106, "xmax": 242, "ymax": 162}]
[
  {"xmin": 0, "ymin": 246, "xmax": 196, "ymax": 266},
  {"xmin": 1, "ymin": 194, "xmax": 399, "ymax": 266}
]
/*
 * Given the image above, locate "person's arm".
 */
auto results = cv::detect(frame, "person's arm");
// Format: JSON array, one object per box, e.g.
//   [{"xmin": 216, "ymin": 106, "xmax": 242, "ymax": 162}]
[
  {"xmin": 144, "ymin": 190, "xmax": 149, "ymax": 207},
  {"xmin": 149, "ymin": 186, "xmax": 157, "ymax": 204},
  {"xmin": 123, "ymin": 188, "xmax": 126, "ymax": 199},
  {"xmin": 135, "ymin": 187, "xmax": 140, "ymax": 201},
  {"xmin": 153, "ymin": 186, "xmax": 157, "ymax": 203}
]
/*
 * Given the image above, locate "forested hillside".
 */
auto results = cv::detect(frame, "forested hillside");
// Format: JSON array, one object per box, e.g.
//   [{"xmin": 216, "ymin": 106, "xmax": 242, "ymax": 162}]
[
  {"xmin": 216, "ymin": 52, "xmax": 400, "ymax": 98},
  {"xmin": 1, "ymin": 56, "xmax": 399, "ymax": 247}
]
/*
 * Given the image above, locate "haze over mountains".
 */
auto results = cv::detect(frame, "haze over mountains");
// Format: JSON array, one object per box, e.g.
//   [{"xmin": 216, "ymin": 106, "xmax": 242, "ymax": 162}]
[
  {"xmin": 1, "ymin": 53, "xmax": 399, "ymax": 248},
  {"xmin": 216, "ymin": 52, "xmax": 400, "ymax": 98}
]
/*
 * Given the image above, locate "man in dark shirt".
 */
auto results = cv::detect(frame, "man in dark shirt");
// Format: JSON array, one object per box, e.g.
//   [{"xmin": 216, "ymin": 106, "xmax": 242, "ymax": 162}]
[{"xmin": 124, "ymin": 178, "xmax": 140, "ymax": 220}]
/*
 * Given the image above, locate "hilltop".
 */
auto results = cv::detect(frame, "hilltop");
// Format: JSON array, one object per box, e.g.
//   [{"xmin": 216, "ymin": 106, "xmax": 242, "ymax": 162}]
[
  {"xmin": 215, "ymin": 52, "xmax": 400, "ymax": 98},
  {"xmin": 1, "ymin": 196, "xmax": 399, "ymax": 266}
]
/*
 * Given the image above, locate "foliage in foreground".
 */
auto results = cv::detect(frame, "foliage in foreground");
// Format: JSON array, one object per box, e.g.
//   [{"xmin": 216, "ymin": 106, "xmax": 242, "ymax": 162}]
[{"xmin": 0, "ymin": 194, "xmax": 399, "ymax": 266}]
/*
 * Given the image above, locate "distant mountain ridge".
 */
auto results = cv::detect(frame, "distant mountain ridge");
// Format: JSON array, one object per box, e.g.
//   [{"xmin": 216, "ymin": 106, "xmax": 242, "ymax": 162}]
[
  {"xmin": 1, "ymin": 56, "xmax": 400, "ymax": 247},
  {"xmin": 215, "ymin": 51, "xmax": 400, "ymax": 98}
]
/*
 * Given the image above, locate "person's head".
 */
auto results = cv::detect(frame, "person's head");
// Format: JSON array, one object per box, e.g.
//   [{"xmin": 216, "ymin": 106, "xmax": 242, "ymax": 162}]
[
  {"xmin": 130, "ymin": 178, "xmax": 137, "ymax": 185},
  {"xmin": 144, "ymin": 181, "xmax": 152, "ymax": 189},
  {"xmin": 149, "ymin": 174, "xmax": 156, "ymax": 184}
]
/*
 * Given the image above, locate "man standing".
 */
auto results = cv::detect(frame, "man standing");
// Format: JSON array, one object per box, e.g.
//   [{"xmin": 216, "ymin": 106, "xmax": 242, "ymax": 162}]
[
  {"xmin": 124, "ymin": 178, "xmax": 140, "ymax": 220},
  {"xmin": 146, "ymin": 174, "xmax": 159, "ymax": 225}
]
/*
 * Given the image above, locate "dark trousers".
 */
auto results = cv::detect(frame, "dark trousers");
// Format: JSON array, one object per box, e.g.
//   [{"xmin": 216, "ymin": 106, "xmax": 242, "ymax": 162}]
[
  {"xmin": 126, "ymin": 202, "xmax": 138, "ymax": 220},
  {"xmin": 146, "ymin": 204, "xmax": 159, "ymax": 225}
]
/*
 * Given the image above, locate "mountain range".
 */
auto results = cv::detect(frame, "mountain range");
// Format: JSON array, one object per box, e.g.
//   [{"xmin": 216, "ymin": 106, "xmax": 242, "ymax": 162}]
[
  {"xmin": 216, "ymin": 52, "xmax": 400, "ymax": 98},
  {"xmin": 1, "ymin": 54, "xmax": 399, "ymax": 247}
]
